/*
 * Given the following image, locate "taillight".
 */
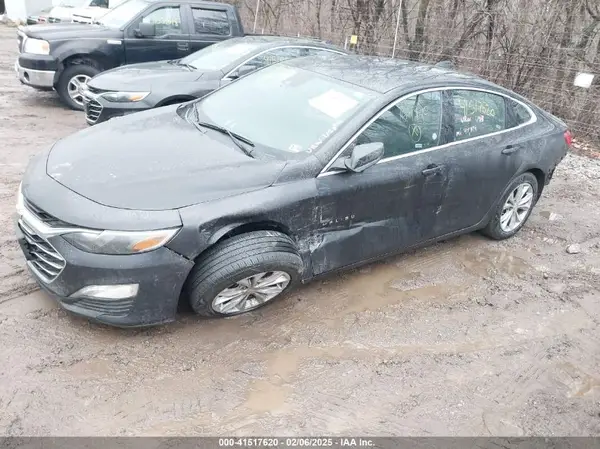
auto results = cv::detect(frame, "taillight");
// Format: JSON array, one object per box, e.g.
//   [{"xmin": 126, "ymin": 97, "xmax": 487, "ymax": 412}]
[{"xmin": 564, "ymin": 130, "xmax": 573, "ymax": 147}]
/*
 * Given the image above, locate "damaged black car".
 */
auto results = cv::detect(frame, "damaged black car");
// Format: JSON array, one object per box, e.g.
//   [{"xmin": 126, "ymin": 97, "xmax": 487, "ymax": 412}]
[{"xmin": 16, "ymin": 54, "xmax": 570, "ymax": 327}]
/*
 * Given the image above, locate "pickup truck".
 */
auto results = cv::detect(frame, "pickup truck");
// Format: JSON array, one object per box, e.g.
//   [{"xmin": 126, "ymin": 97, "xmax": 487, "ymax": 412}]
[{"xmin": 15, "ymin": 0, "xmax": 244, "ymax": 110}]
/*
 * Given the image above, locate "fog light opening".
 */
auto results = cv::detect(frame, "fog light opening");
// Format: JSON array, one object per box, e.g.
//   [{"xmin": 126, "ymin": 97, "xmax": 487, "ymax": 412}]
[{"xmin": 70, "ymin": 284, "xmax": 139, "ymax": 301}]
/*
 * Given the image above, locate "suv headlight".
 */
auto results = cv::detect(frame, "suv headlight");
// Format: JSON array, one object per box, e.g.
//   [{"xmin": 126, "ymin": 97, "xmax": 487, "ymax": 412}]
[
  {"xmin": 62, "ymin": 228, "xmax": 179, "ymax": 255},
  {"xmin": 102, "ymin": 91, "xmax": 150, "ymax": 103},
  {"xmin": 23, "ymin": 38, "xmax": 50, "ymax": 55}
]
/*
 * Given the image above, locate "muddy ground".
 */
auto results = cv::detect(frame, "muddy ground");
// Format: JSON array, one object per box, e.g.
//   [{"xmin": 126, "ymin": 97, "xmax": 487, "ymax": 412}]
[{"xmin": 0, "ymin": 25, "xmax": 599, "ymax": 437}]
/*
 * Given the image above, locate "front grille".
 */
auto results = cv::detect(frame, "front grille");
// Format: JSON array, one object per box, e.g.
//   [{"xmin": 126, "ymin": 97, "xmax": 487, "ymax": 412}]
[
  {"xmin": 18, "ymin": 220, "xmax": 66, "ymax": 283},
  {"xmin": 74, "ymin": 297, "xmax": 135, "ymax": 317},
  {"xmin": 24, "ymin": 198, "xmax": 72, "ymax": 227},
  {"xmin": 84, "ymin": 97, "xmax": 103, "ymax": 123}
]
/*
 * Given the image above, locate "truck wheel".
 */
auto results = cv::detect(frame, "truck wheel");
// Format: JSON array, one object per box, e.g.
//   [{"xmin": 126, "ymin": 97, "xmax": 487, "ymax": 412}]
[
  {"xmin": 184, "ymin": 231, "xmax": 303, "ymax": 317},
  {"xmin": 56, "ymin": 63, "xmax": 100, "ymax": 111}
]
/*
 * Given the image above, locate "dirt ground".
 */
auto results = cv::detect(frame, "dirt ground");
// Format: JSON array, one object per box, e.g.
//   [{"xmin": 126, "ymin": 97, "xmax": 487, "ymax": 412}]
[{"xmin": 0, "ymin": 25, "xmax": 599, "ymax": 437}]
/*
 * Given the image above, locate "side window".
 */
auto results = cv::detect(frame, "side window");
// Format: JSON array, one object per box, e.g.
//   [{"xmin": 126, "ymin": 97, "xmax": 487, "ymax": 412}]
[
  {"xmin": 141, "ymin": 6, "xmax": 182, "ymax": 36},
  {"xmin": 243, "ymin": 47, "xmax": 304, "ymax": 71},
  {"xmin": 508, "ymin": 99, "xmax": 532, "ymax": 126},
  {"xmin": 355, "ymin": 91, "xmax": 443, "ymax": 159},
  {"xmin": 451, "ymin": 90, "xmax": 506, "ymax": 141},
  {"xmin": 191, "ymin": 8, "xmax": 230, "ymax": 36}
]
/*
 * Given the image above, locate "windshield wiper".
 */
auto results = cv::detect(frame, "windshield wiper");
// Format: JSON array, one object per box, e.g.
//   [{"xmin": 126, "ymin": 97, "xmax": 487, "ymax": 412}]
[{"xmin": 185, "ymin": 109, "xmax": 254, "ymax": 157}]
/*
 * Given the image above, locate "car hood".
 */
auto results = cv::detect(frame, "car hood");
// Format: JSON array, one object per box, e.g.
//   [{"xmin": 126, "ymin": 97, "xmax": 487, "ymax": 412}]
[
  {"xmin": 23, "ymin": 23, "xmax": 120, "ymax": 40},
  {"xmin": 46, "ymin": 106, "xmax": 286, "ymax": 211},
  {"xmin": 88, "ymin": 61, "xmax": 213, "ymax": 90}
]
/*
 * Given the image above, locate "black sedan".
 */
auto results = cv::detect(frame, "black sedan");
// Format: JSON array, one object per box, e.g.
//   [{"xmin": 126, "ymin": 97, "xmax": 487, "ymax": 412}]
[
  {"xmin": 80, "ymin": 35, "xmax": 346, "ymax": 125},
  {"xmin": 16, "ymin": 54, "xmax": 570, "ymax": 327}
]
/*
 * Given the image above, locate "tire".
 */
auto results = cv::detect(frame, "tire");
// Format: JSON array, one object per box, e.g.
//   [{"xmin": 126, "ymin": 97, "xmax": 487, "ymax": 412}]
[
  {"xmin": 185, "ymin": 231, "xmax": 303, "ymax": 317},
  {"xmin": 56, "ymin": 63, "xmax": 101, "ymax": 111},
  {"xmin": 481, "ymin": 172, "xmax": 539, "ymax": 240}
]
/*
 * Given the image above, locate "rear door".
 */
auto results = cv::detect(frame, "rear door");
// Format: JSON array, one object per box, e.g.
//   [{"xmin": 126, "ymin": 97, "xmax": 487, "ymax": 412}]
[
  {"xmin": 124, "ymin": 4, "xmax": 191, "ymax": 63},
  {"xmin": 187, "ymin": 5, "xmax": 234, "ymax": 54},
  {"xmin": 432, "ymin": 88, "xmax": 535, "ymax": 233}
]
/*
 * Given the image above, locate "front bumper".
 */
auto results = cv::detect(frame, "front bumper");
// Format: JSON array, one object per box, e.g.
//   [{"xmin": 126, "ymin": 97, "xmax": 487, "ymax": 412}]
[
  {"xmin": 15, "ymin": 55, "xmax": 57, "ymax": 89},
  {"xmin": 15, "ymin": 210, "xmax": 194, "ymax": 327}
]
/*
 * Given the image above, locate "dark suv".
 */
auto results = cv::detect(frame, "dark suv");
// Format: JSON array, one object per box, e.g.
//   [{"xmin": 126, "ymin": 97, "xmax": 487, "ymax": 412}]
[{"xmin": 15, "ymin": 0, "xmax": 244, "ymax": 110}]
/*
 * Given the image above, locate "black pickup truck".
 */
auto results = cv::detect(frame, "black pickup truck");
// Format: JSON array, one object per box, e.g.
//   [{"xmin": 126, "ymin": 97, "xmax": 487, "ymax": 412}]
[{"xmin": 15, "ymin": 0, "xmax": 244, "ymax": 109}]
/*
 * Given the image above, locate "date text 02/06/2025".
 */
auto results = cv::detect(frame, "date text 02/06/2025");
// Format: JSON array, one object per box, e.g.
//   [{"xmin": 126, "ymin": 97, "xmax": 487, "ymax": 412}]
[{"xmin": 218, "ymin": 438, "xmax": 375, "ymax": 448}]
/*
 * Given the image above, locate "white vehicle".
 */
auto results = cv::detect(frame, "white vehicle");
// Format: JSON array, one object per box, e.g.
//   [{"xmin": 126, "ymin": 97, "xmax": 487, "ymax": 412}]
[{"xmin": 71, "ymin": 0, "xmax": 125, "ymax": 23}]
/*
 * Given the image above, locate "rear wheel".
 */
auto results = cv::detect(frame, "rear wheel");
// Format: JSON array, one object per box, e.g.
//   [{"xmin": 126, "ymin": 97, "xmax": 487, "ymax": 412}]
[
  {"xmin": 481, "ymin": 172, "xmax": 538, "ymax": 240},
  {"xmin": 56, "ymin": 63, "xmax": 100, "ymax": 110},
  {"xmin": 184, "ymin": 231, "xmax": 303, "ymax": 317}
]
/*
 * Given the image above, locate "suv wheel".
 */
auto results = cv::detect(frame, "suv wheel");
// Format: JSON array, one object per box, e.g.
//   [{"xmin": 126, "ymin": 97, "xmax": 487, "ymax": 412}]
[{"xmin": 185, "ymin": 231, "xmax": 303, "ymax": 317}]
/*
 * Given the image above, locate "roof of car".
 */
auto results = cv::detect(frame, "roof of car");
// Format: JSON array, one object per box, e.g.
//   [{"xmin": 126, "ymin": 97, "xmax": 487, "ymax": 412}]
[
  {"xmin": 227, "ymin": 35, "xmax": 345, "ymax": 51},
  {"xmin": 283, "ymin": 54, "xmax": 487, "ymax": 93}
]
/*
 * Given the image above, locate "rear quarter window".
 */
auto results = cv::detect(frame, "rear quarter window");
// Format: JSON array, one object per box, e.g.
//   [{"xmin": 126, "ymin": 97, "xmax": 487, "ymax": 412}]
[{"xmin": 507, "ymin": 98, "xmax": 533, "ymax": 128}]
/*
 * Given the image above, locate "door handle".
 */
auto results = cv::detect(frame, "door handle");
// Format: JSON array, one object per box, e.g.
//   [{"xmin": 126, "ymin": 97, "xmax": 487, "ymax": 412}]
[
  {"xmin": 502, "ymin": 144, "xmax": 521, "ymax": 155},
  {"xmin": 421, "ymin": 164, "xmax": 443, "ymax": 177}
]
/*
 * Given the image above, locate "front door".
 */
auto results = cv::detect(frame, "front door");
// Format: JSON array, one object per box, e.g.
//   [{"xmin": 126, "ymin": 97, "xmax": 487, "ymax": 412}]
[
  {"xmin": 124, "ymin": 4, "xmax": 191, "ymax": 64},
  {"xmin": 310, "ymin": 90, "xmax": 450, "ymax": 275}
]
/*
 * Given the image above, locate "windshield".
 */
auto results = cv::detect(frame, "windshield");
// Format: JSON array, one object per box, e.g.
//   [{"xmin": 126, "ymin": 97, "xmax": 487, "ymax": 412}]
[
  {"xmin": 194, "ymin": 64, "xmax": 376, "ymax": 157},
  {"xmin": 98, "ymin": 0, "xmax": 146, "ymax": 27},
  {"xmin": 179, "ymin": 39, "xmax": 262, "ymax": 71}
]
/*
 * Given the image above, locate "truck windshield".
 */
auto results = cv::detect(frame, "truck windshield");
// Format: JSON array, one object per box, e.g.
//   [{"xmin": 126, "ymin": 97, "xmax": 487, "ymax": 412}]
[
  {"xmin": 179, "ymin": 39, "xmax": 262, "ymax": 71},
  {"xmin": 192, "ymin": 64, "xmax": 376, "ymax": 158},
  {"xmin": 97, "ymin": 0, "xmax": 147, "ymax": 27}
]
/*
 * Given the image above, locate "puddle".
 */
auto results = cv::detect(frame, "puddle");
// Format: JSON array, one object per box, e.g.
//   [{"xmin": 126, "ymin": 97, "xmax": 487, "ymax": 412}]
[
  {"xmin": 459, "ymin": 249, "xmax": 532, "ymax": 278},
  {"xmin": 243, "ymin": 380, "xmax": 292, "ymax": 413}
]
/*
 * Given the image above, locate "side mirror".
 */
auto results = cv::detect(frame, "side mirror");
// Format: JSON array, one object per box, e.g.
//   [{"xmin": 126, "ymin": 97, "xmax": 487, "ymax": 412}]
[
  {"xmin": 343, "ymin": 142, "xmax": 384, "ymax": 173},
  {"xmin": 135, "ymin": 22, "xmax": 156, "ymax": 38},
  {"xmin": 230, "ymin": 65, "xmax": 256, "ymax": 79}
]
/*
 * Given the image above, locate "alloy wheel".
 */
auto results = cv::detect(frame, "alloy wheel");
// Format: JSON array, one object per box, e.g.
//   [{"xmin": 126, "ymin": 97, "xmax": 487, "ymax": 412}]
[
  {"xmin": 212, "ymin": 271, "xmax": 291, "ymax": 315},
  {"xmin": 67, "ymin": 74, "xmax": 90, "ymax": 107},
  {"xmin": 500, "ymin": 182, "xmax": 534, "ymax": 232}
]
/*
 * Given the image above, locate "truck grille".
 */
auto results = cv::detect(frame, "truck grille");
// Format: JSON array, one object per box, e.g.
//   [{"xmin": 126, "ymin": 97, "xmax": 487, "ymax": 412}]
[
  {"xmin": 83, "ymin": 97, "xmax": 103, "ymax": 123},
  {"xmin": 18, "ymin": 220, "xmax": 66, "ymax": 283}
]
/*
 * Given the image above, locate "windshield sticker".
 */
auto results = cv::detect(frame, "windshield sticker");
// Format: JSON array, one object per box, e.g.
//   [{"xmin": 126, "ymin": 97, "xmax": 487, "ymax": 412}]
[
  {"xmin": 307, "ymin": 120, "xmax": 342, "ymax": 153},
  {"xmin": 288, "ymin": 144, "xmax": 304, "ymax": 153},
  {"xmin": 309, "ymin": 90, "xmax": 359, "ymax": 119}
]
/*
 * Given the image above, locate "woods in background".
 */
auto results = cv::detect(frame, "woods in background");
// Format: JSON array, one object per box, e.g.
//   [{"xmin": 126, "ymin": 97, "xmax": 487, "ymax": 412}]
[{"xmin": 228, "ymin": 0, "xmax": 600, "ymax": 142}]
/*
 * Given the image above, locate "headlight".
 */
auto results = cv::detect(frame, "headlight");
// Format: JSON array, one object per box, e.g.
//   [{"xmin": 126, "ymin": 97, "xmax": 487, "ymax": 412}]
[
  {"xmin": 102, "ymin": 91, "xmax": 150, "ymax": 103},
  {"xmin": 62, "ymin": 228, "xmax": 179, "ymax": 255},
  {"xmin": 23, "ymin": 38, "xmax": 50, "ymax": 55}
]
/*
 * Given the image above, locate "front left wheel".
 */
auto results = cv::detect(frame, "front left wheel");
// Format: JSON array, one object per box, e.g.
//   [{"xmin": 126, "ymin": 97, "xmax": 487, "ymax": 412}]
[
  {"xmin": 56, "ymin": 63, "xmax": 100, "ymax": 110},
  {"xmin": 184, "ymin": 231, "xmax": 303, "ymax": 317}
]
